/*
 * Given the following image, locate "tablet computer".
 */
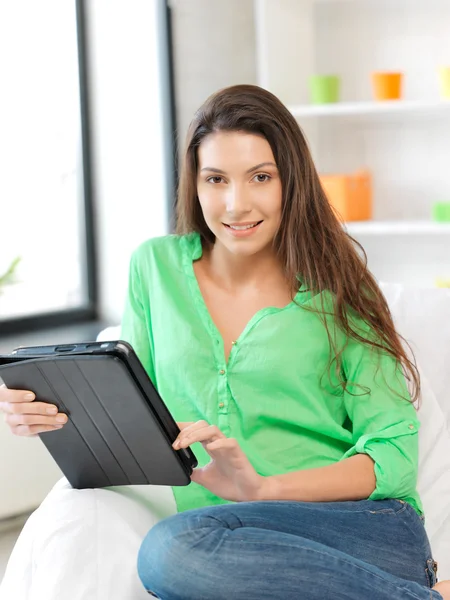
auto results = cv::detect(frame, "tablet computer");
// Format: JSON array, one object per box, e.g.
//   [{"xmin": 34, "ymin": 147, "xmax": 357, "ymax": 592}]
[{"xmin": 0, "ymin": 340, "xmax": 197, "ymax": 489}]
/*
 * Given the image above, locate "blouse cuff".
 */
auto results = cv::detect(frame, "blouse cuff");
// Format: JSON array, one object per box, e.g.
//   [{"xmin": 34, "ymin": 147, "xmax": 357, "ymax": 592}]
[{"xmin": 341, "ymin": 419, "xmax": 420, "ymax": 501}]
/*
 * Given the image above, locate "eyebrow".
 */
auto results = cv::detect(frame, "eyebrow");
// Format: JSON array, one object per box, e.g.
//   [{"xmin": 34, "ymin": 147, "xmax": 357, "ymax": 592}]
[{"xmin": 200, "ymin": 161, "xmax": 277, "ymax": 175}]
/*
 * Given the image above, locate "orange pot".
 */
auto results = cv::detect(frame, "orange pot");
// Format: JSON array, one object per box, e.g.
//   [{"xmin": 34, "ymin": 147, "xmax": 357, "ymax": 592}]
[
  {"xmin": 372, "ymin": 72, "xmax": 403, "ymax": 101},
  {"xmin": 320, "ymin": 170, "xmax": 372, "ymax": 222}
]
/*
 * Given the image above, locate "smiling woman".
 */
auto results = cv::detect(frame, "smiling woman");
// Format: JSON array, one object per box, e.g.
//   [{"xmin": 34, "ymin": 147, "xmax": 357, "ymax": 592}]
[
  {"xmin": 1, "ymin": 83, "xmax": 447, "ymax": 600},
  {"xmin": 128, "ymin": 84, "xmax": 446, "ymax": 599}
]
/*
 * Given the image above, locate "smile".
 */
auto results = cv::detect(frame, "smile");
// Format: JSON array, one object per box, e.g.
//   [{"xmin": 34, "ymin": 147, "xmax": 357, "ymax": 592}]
[
  {"xmin": 224, "ymin": 221, "xmax": 263, "ymax": 230},
  {"xmin": 222, "ymin": 220, "xmax": 263, "ymax": 238}
]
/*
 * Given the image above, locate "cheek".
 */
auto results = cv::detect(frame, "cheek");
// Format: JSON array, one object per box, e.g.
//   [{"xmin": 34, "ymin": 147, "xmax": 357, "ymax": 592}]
[
  {"xmin": 197, "ymin": 192, "xmax": 223, "ymax": 223},
  {"xmin": 253, "ymin": 185, "xmax": 282, "ymax": 218}
]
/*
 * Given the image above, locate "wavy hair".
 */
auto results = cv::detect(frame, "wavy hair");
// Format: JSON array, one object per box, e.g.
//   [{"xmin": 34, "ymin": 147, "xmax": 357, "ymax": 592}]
[{"xmin": 176, "ymin": 84, "xmax": 419, "ymax": 401}]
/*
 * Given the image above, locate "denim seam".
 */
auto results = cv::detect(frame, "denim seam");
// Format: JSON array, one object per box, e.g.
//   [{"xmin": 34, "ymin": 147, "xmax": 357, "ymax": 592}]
[
  {"xmin": 425, "ymin": 566, "xmax": 431, "ymax": 589},
  {"xmin": 264, "ymin": 500, "xmax": 408, "ymax": 517},
  {"xmin": 425, "ymin": 559, "xmax": 439, "ymax": 590},
  {"xmin": 368, "ymin": 503, "xmax": 409, "ymax": 517},
  {"xmin": 394, "ymin": 504, "xmax": 408, "ymax": 516}
]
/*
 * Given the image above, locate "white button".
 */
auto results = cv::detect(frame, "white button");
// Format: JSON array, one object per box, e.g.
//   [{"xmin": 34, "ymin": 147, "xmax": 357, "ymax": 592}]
[{"xmin": 219, "ymin": 369, "xmax": 225, "ymax": 375}]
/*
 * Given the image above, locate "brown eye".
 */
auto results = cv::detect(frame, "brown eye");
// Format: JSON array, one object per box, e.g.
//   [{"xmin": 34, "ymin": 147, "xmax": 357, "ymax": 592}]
[
  {"xmin": 254, "ymin": 173, "xmax": 270, "ymax": 183},
  {"xmin": 207, "ymin": 176, "xmax": 224, "ymax": 184}
]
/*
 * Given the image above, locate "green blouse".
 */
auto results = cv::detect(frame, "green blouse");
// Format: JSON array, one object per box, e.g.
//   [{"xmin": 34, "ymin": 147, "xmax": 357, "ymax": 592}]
[{"xmin": 121, "ymin": 233, "xmax": 422, "ymax": 515}]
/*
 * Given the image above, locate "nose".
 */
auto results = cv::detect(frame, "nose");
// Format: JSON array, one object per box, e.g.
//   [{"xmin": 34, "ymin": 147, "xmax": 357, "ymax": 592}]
[{"xmin": 225, "ymin": 184, "xmax": 251, "ymax": 216}]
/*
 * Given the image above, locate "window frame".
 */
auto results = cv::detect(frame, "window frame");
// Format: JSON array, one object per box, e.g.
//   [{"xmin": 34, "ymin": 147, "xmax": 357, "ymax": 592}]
[
  {"xmin": 0, "ymin": 0, "xmax": 178, "ymax": 337},
  {"xmin": 0, "ymin": 0, "xmax": 97, "ymax": 336}
]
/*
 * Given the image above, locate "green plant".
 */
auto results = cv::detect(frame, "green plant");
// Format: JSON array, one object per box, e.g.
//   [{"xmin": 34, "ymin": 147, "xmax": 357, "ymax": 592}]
[{"xmin": 0, "ymin": 257, "xmax": 21, "ymax": 294}]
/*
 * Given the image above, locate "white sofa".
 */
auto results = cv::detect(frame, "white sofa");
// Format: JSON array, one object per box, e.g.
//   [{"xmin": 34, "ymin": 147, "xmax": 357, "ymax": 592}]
[{"xmin": 1, "ymin": 285, "xmax": 450, "ymax": 600}]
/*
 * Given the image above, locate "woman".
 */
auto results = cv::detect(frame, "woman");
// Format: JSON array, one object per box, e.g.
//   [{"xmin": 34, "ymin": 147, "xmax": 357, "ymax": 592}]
[{"xmin": 1, "ymin": 84, "xmax": 449, "ymax": 599}]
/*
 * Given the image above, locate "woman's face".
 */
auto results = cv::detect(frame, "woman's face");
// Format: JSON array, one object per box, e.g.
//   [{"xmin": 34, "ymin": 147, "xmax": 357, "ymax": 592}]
[{"xmin": 196, "ymin": 131, "xmax": 282, "ymax": 257}]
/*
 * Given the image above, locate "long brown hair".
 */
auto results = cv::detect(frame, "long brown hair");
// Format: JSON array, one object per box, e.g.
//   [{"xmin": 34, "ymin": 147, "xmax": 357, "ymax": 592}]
[{"xmin": 176, "ymin": 84, "xmax": 420, "ymax": 402}]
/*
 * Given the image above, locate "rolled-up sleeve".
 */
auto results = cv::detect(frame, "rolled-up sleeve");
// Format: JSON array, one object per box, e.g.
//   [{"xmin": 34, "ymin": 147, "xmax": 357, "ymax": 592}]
[{"xmin": 341, "ymin": 333, "xmax": 420, "ymax": 503}]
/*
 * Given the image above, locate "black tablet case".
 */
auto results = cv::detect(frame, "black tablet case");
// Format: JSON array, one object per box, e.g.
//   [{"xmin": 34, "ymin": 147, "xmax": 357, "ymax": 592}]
[{"xmin": 0, "ymin": 355, "xmax": 192, "ymax": 489}]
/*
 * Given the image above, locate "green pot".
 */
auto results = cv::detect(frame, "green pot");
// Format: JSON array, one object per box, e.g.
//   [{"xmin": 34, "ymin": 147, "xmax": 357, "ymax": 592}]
[
  {"xmin": 309, "ymin": 75, "xmax": 340, "ymax": 104},
  {"xmin": 432, "ymin": 202, "xmax": 450, "ymax": 222}
]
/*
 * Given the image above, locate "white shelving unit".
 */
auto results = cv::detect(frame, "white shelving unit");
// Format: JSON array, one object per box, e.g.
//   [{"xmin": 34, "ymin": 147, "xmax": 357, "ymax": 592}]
[
  {"xmin": 255, "ymin": 0, "xmax": 450, "ymax": 287},
  {"xmin": 289, "ymin": 100, "xmax": 450, "ymax": 119},
  {"xmin": 345, "ymin": 220, "xmax": 450, "ymax": 236}
]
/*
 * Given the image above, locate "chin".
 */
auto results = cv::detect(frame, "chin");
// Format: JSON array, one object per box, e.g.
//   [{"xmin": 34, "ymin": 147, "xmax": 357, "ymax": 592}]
[
  {"xmin": 215, "ymin": 234, "xmax": 274, "ymax": 257},
  {"xmin": 227, "ymin": 243, "xmax": 265, "ymax": 257}
]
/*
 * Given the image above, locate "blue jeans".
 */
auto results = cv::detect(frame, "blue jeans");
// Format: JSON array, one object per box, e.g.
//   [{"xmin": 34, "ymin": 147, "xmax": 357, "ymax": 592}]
[{"xmin": 137, "ymin": 499, "xmax": 441, "ymax": 600}]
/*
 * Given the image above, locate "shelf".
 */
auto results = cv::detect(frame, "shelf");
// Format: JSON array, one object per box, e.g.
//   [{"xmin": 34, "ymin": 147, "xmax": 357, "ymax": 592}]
[
  {"xmin": 315, "ymin": 0, "xmax": 448, "ymax": 4},
  {"xmin": 344, "ymin": 220, "xmax": 450, "ymax": 236},
  {"xmin": 289, "ymin": 100, "xmax": 450, "ymax": 119}
]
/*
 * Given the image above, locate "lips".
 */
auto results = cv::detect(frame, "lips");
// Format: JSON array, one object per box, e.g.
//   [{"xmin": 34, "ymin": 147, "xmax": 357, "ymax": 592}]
[{"xmin": 224, "ymin": 220, "xmax": 263, "ymax": 230}]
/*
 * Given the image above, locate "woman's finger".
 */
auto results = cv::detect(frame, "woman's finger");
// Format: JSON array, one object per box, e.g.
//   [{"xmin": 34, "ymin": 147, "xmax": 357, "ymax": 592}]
[
  {"xmin": 178, "ymin": 420, "xmax": 209, "ymax": 433},
  {"xmin": 205, "ymin": 437, "xmax": 238, "ymax": 452},
  {"xmin": 5, "ymin": 413, "xmax": 68, "ymax": 428},
  {"xmin": 176, "ymin": 422, "xmax": 195, "ymax": 430},
  {"xmin": 174, "ymin": 420, "xmax": 211, "ymax": 442},
  {"xmin": 173, "ymin": 423, "xmax": 225, "ymax": 448},
  {"xmin": 12, "ymin": 423, "xmax": 64, "ymax": 437},
  {"xmin": 0, "ymin": 401, "xmax": 58, "ymax": 416},
  {"xmin": 0, "ymin": 386, "xmax": 36, "ymax": 403}
]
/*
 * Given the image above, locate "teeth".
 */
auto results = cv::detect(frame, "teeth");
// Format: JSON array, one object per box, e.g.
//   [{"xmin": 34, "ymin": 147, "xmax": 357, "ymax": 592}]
[{"xmin": 229, "ymin": 223, "xmax": 259, "ymax": 230}]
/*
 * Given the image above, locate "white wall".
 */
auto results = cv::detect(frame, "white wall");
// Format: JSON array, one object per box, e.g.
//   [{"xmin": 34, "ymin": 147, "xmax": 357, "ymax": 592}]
[
  {"xmin": 169, "ymin": 0, "xmax": 257, "ymax": 147},
  {"xmin": 86, "ymin": 0, "xmax": 173, "ymax": 324}
]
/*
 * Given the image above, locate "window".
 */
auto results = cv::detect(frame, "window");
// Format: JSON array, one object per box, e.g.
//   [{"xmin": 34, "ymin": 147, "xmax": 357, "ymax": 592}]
[{"xmin": 0, "ymin": 0, "xmax": 96, "ymax": 333}]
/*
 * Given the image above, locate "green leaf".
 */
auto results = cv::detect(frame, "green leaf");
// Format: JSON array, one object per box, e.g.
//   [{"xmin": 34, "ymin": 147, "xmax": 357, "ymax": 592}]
[{"xmin": 0, "ymin": 256, "xmax": 22, "ymax": 290}]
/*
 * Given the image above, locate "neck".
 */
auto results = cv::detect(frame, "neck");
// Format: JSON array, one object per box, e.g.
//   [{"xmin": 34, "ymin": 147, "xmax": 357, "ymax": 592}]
[{"xmin": 204, "ymin": 240, "xmax": 285, "ymax": 291}]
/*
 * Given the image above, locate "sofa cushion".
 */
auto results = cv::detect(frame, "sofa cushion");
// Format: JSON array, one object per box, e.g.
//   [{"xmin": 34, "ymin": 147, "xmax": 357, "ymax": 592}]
[
  {"xmin": 380, "ymin": 284, "xmax": 450, "ymax": 431},
  {"xmin": 416, "ymin": 370, "xmax": 450, "ymax": 579}
]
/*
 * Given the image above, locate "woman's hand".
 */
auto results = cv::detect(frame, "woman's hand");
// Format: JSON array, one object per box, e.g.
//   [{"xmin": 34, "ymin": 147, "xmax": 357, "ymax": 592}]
[
  {"xmin": 173, "ymin": 420, "xmax": 266, "ymax": 502},
  {"xmin": 0, "ymin": 385, "xmax": 68, "ymax": 436}
]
